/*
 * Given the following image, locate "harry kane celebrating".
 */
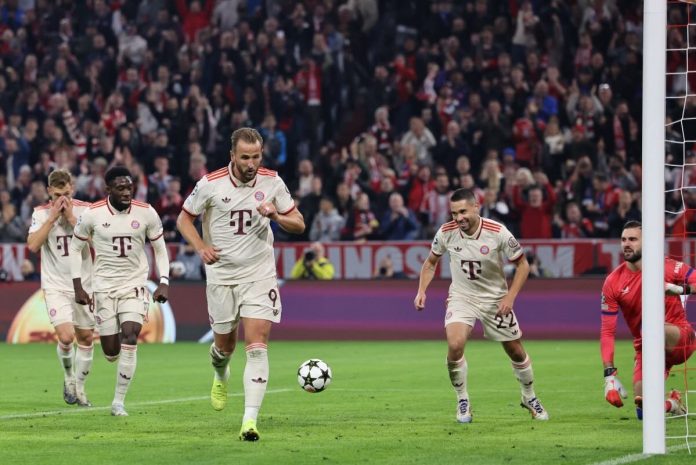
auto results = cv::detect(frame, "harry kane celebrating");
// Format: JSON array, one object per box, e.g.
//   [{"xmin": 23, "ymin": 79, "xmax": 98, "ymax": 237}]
[{"xmin": 177, "ymin": 127, "xmax": 304, "ymax": 441}]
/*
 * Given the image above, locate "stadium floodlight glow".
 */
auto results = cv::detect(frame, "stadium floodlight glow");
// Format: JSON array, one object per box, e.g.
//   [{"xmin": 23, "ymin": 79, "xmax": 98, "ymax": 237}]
[{"xmin": 643, "ymin": 0, "xmax": 666, "ymax": 455}]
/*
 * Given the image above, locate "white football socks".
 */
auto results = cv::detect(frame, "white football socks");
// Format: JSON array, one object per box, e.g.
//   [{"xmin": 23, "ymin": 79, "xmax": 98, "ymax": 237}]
[
  {"xmin": 512, "ymin": 355, "xmax": 536, "ymax": 399},
  {"xmin": 447, "ymin": 356, "xmax": 468, "ymax": 400},
  {"xmin": 210, "ymin": 344, "xmax": 231, "ymax": 382},
  {"xmin": 243, "ymin": 343, "xmax": 268, "ymax": 422},
  {"xmin": 57, "ymin": 342, "xmax": 74, "ymax": 381},
  {"xmin": 75, "ymin": 344, "xmax": 94, "ymax": 396},
  {"xmin": 113, "ymin": 344, "xmax": 137, "ymax": 405}
]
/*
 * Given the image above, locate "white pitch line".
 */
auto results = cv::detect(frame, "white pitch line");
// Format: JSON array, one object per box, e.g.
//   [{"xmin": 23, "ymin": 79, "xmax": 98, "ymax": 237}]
[
  {"xmin": 587, "ymin": 442, "xmax": 695, "ymax": 465},
  {"xmin": 0, "ymin": 388, "xmax": 293, "ymax": 420}
]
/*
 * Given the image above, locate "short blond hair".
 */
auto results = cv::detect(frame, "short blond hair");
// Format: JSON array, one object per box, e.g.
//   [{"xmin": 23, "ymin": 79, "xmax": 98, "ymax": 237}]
[
  {"xmin": 48, "ymin": 169, "xmax": 72, "ymax": 188},
  {"xmin": 230, "ymin": 127, "xmax": 263, "ymax": 153}
]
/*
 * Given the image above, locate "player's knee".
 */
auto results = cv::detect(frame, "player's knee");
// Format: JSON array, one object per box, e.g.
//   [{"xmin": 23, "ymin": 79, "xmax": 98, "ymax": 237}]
[
  {"xmin": 448, "ymin": 347, "xmax": 465, "ymax": 361},
  {"xmin": 121, "ymin": 334, "xmax": 138, "ymax": 345},
  {"xmin": 57, "ymin": 335, "xmax": 74, "ymax": 346},
  {"xmin": 104, "ymin": 352, "xmax": 120, "ymax": 362}
]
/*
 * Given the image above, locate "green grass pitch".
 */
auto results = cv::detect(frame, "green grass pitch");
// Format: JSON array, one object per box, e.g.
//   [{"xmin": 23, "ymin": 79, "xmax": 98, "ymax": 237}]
[{"xmin": 0, "ymin": 341, "xmax": 694, "ymax": 465}]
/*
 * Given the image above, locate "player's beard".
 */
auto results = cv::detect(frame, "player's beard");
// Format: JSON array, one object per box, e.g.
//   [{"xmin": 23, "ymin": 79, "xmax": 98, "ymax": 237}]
[
  {"xmin": 623, "ymin": 248, "xmax": 642, "ymax": 263},
  {"xmin": 458, "ymin": 217, "xmax": 477, "ymax": 235},
  {"xmin": 242, "ymin": 167, "xmax": 256, "ymax": 182}
]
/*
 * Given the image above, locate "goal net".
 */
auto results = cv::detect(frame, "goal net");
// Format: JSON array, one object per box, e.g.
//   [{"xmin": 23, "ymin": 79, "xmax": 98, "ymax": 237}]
[{"xmin": 664, "ymin": 0, "xmax": 696, "ymax": 453}]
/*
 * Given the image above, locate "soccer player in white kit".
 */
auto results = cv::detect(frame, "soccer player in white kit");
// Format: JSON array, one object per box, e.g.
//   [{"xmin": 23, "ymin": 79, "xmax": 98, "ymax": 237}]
[
  {"xmin": 176, "ymin": 127, "xmax": 305, "ymax": 441},
  {"xmin": 69, "ymin": 166, "xmax": 170, "ymax": 416},
  {"xmin": 26, "ymin": 169, "xmax": 94, "ymax": 407},
  {"xmin": 414, "ymin": 188, "xmax": 549, "ymax": 423}
]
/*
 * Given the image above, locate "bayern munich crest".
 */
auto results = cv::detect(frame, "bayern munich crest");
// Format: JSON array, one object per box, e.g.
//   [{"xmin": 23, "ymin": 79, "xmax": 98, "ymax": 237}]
[
  {"xmin": 131, "ymin": 220, "xmax": 140, "ymax": 229},
  {"xmin": 480, "ymin": 245, "xmax": 490, "ymax": 255},
  {"xmin": 49, "ymin": 308, "xmax": 57, "ymax": 317},
  {"xmin": 445, "ymin": 311, "xmax": 452, "ymax": 320},
  {"xmin": 254, "ymin": 191, "xmax": 265, "ymax": 201}
]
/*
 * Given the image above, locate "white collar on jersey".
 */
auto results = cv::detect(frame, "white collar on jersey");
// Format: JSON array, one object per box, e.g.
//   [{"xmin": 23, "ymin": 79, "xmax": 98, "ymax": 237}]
[
  {"xmin": 228, "ymin": 162, "xmax": 257, "ymax": 188},
  {"xmin": 106, "ymin": 197, "xmax": 132, "ymax": 215}
]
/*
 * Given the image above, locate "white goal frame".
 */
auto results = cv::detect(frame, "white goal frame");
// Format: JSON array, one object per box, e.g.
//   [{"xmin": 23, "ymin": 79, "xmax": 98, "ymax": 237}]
[{"xmin": 643, "ymin": 0, "xmax": 667, "ymax": 455}]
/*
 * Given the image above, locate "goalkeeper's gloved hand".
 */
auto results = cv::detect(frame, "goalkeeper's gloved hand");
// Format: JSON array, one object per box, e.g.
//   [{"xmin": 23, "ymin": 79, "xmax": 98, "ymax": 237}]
[
  {"xmin": 604, "ymin": 367, "xmax": 627, "ymax": 408},
  {"xmin": 665, "ymin": 282, "xmax": 690, "ymax": 296}
]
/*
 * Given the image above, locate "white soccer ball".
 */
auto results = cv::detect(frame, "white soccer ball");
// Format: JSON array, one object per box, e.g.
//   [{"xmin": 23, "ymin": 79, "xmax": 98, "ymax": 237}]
[{"xmin": 297, "ymin": 359, "xmax": 332, "ymax": 393}]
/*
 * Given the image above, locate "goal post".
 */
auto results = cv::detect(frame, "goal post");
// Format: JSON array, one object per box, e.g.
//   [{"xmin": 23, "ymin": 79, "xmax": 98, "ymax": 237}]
[{"xmin": 643, "ymin": 0, "xmax": 667, "ymax": 455}]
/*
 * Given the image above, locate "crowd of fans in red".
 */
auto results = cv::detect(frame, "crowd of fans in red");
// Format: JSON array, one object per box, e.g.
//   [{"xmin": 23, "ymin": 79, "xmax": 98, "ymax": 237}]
[{"xmin": 2, "ymin": 0, "xmax": 683, "ymax": 247}]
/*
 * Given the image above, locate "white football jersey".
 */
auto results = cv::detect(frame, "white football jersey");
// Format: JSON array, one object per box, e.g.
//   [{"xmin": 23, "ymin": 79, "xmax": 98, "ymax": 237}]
[
  {"xmin": 72, "ymin": 198, "xmax": 164, "ymax": 292},
  {"xmin": 182, "ymin": 163, "xmax": 295, "ymax": 285},
  {"xmin": 29, "ymin": 199, "xmax": 93, "ymax": 291},
  {"xmin": 431, "ymin": 217, "xmax": 524, "ymax": 301}
]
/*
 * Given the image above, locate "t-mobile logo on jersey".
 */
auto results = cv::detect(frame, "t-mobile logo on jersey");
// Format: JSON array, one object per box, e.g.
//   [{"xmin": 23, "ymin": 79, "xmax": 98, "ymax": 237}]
[
  {"xmin": 56, "ymin": 235, "xmax": 71, "ymax": 257},
  {"xmin": 460, "ymin": 260, "xmax": 482, "ymax": 280},
  {"xmin": 230, "ymin": 209, "xmax": 253, "ymax": 235},
  {"xmin": 112, "ymin": 236, "xmax": 133, "ymax": 257}
]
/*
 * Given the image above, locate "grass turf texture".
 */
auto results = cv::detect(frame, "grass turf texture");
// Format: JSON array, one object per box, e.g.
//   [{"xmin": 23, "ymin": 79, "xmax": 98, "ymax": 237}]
[{"xmin": 0, "ymin": 341, "xmax": 693, "ymax": 465}]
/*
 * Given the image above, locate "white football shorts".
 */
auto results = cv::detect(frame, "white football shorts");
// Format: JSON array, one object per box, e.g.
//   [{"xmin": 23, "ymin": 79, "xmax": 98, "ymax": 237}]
[
  {"xmin": 93, "ymin": 286, "xmax": 150, "ymax": 336},
  {"xmin": 445, "ymin": 295, "xmax": 523, "ymax": 342},
  {"xmin": 206, "ymin": 276, "xmax": 282, "ymax": 334},
  {"xmin": 44, "ymin": 289, "xmax": 95, "ymax": 329}
]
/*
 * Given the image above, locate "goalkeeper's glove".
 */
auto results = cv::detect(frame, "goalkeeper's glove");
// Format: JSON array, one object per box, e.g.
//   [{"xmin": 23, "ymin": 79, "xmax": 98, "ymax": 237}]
[
  {"xmin": 604, "ymin": 367, "xmax": 627, "ymax": 408},
  {"xmin": 665, "ymin": 282, "xmax": 691, "ymax": 296}
]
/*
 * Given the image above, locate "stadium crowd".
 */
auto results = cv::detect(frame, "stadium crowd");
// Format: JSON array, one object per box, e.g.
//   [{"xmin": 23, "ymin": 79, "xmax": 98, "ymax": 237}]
[{"xmin": 0, "ymin": 0, "xmax": 671, "ymax": 247}]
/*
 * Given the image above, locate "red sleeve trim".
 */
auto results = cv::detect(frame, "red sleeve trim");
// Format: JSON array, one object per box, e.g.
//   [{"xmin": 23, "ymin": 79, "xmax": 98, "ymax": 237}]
[
  {"xmin": 181, "ymin": 206, "xmax": 198, "ymax": 217},
  {"xmin": 74, "ymin": 233, "xmax": 89, "ymax": 241},
  {"xmin": 431, "ymin": 251, "xmax": 443, "ymax": 257},
  {"xmin": 148, "ymin": 232, "xmax": 164, "ymax": 241},
  {"xmin": 279, "ymin": 205, "xmax": 296, "ymax": 215},
  {"xmin": 510, "ymin": 252, "xmax": 525, "ymax": 262}
]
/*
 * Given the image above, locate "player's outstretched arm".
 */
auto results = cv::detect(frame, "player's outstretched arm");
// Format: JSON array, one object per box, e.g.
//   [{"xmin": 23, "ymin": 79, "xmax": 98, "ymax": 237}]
[
  {"xmin": 414, "ymin": 252, "xmax": 440, "ymax": 311},
  {"xmin": 176, "ymin": 210, "xmax": 221, "ymax": 264}
]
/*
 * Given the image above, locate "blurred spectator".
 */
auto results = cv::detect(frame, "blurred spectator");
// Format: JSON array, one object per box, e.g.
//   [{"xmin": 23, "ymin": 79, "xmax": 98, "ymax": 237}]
[
  {"xmin": 175, "ymin": 0, "xmax": 214, "ymax": 43},
  {"xmin": 0, "ymin": 203, "xmax": 26, "ymax": 242},
  {"xmin": 373, "ymin": 255, "xmax": 407, "ymax": 279},
  {"xmin": 290, "ymin": 242, "xmax": 335, "ymax": 280},
  {"xmin": 513, "ymin": 171, "xmax": 556, "ymax": 239},
  {"xmin": 554, "ymin": 201, "xmax": 595, "ymax": 238},
  {"xmin": 423, "ymin": 172, "xmax": 453, "ymax": 236},
  {"xmin": 293, "ymin": 159, "xmax": 316, "ymax": 199},
  {"xmin": 155, "ymin": 177, "xmax": 183, "ymax": 240},
  {"xmin": 342, "ymin": 192, "xmax": 379, "ymax": 241},
  {"xmin": 259, "ymin": 114, "xmax": 288, "ymax": 171},
  {"xmin": 309, "ymin": 197, "xmax": 344, "ymax": 242},
  {"xmin": 21, "ymin": 258, "xmax": 40, "ymax": 281},
  {"xmin": 380, "ymin": 192, "xmax": 419, "ymax": 240},
  {"xmin": 10, "ymin": 165, "xmax": 32, "ymax": 210},
  {"xmin": 480, "ymin": 188, "xmax": 510, "ymax": 224},
  {"xmin": 173, "ymin": 243, "xmax": 204, "ymax": 281},
  {"xmin": 607, "ymin": 190, "xmax": 642, "ymax": 237},
  {"xmin": 401, "ymin": 117, "xmax": 436, "ymax": 165}
]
